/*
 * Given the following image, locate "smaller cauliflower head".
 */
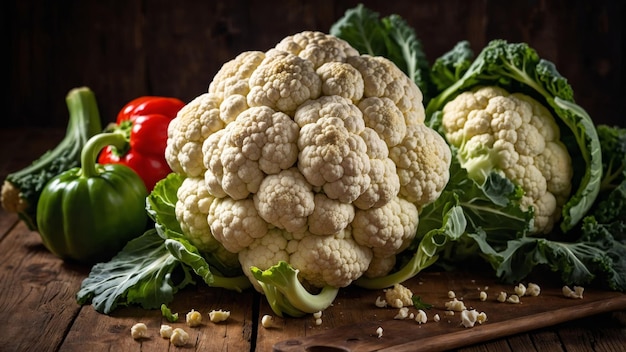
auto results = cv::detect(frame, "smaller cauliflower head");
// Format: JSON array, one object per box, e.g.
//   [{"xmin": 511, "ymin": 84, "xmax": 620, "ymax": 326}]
[
  {"xmin": 166, "ymin": 31, "xmax": 451, "ymax": 291},
  {"xmin": 441, "ymin": 86, "xmax": 574, "ymax": 234}
]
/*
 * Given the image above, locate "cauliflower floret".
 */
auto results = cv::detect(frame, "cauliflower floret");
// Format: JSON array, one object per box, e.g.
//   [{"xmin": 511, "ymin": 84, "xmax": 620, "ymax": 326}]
[
  {"xmin": 239, "ymin": 228, "xmax": 291, "ymax": 291},
  {"xmin": 441, "ymin": 86, "xmax": 573, "ymax": 234},
  {"xmin": 294, "ymin": 95, "xmax": 365, "ymax": 133},
  {"xmin": 354, "ymin": 128, "xmax": 400, "ymax": 210},
  {"xmin": 248, "ymin": 50, "xmax": 322, "ymax": 116},
  {"xmin": 209, "ymin": 309, "xmax": 231, "ymax": 323},
  {"xmin": 209, "ymin": 50, "xmax": 266, "ymax": 99},
  {"xmin": 307, "ymin": 193, "xmax": 355, "ymax": 236},
  {"xmin": 384, "ymin": 283, "xmax": 413, "ymax": 308},
  {"xmin": 186, "ymin": 309, "xmax": 203, "ymax": 327},
  {"xmin": 317, "ymin": 62, "xmax": 364, "ymax": 102},
  {"xmin": 289, "ymin": 229, "xmax": 373, "ymax": 288},
  {"xmin": 298, "ymin": 116, "xmax": 371, "ymax": 203},
  {"xmin": 208, "ymin": 197, "xmax": 268, "ymax": 253},
  {"xmin": 363, "ymin": 255, "xmax": 396, "ymax": 278},
  {"xmin": 218, "ymin": 106, "xmax": 300, "ymax": 199},
  {"xmin": 358, "ymin": 97, "xmax": 407, "ymax": 147},
  {"xmin": 130, "ymin": 323, "xmax": 148, "ymax": 340},
  {"xmin": 275, "ymin": 30, "xmax": 359, "ymax": 69},
  {"xmin": 346, "ymin": 55, "xmax": 425, "ymax": 125},
  {"xmin": 159, "ymin": 324, "xmax": 173, "ymax": 339},
  {"xmin": 175, "ymin": 177, "xmax": 218, "ymax": 252},
  {"xmin": 170, "ymin": 328, "xmax": 189, "ymax": 347},
  {"xmin": 390, "ymin": 123, "xmax": 452, "ymax": 207},
  {"xmin": 254, "ymin": 168, "xmax": 315, "ymax": 233},
  {"xmin": 166, "ymin": 93, "xmax": 224, "ymax": 177},
  {"xmin": 352, "ymin": 197, "xmax": 419, "ymax": 260}
]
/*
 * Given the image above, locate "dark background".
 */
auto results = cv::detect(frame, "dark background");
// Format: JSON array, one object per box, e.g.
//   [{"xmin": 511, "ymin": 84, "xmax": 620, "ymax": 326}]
[{"xmin": 5, "ymin": 0, "xmax": 624, "ymax": 128}]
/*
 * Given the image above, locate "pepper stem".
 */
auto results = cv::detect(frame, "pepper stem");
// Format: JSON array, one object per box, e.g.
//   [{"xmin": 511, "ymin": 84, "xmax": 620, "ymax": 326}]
[{"xmin": 80, "ymin": 133, "xmax": 128, "ymax": 178}]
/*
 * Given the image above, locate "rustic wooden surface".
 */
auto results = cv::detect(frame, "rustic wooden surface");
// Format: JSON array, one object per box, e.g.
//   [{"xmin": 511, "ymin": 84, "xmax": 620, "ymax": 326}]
[
  {"xmin": 5, "ymin": 0, "xmax": 624, "ymax": 129},
  {"xmin": 1, "ymin": 128, "xmax": 626, "ymax": 352}
]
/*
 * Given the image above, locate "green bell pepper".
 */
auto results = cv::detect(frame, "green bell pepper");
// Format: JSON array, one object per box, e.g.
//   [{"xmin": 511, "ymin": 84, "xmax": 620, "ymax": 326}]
[{"xmin": 36, "ymin": 132, "xmax": 149, "ymax": 264}]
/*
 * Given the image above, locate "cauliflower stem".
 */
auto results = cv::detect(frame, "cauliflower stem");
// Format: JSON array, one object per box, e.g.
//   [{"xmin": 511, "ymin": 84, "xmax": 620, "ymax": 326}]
[{"xmin": 250, "ymin": 261, "xmax": 339, "ymax": 317}]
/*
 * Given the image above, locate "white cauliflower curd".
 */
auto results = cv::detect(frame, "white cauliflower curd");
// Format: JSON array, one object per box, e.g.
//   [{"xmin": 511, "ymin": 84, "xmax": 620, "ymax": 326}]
[
  {"xmin": 165, "ymin": 31, "xmax": 451, "ymax": 298},
  {"xmin": 441, "ymin": 86, "xmax": 573, "ymax": 233}
]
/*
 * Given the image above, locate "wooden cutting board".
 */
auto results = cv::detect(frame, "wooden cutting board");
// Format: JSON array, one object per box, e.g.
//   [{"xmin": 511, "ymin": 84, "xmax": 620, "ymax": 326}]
[{"xmin": 271, "ymin": 271, "xmax": 626, "ymax": 352}]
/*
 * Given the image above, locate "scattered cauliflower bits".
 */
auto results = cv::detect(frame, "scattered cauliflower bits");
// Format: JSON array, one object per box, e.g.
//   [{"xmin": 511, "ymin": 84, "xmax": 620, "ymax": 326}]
[
  {"xmin": 415, "ymin": 309, "xmax": 427, "ymax": 324},
  {"xmin": 261, "ymin": 314, "xmax": 282, "ymax": 329},
  {"xmin": 394, "ymin": 307, "xmax": 409, "ymax": 320},
  {"xmin": 166, "ymin": 30, "xmax": 451, "ymax": 293},
  {"xmin": 209, "ymin": 309, "xmax": 231, "ymax": 323},
  {"xmin": 444, "ymin": 298, "xmax": 466, "ymax": 312},
  {"xmin": 384, "ymin": 283, "xmax": 414, "ymax": 308},
  {"xmin": 563, "ymin": 285, "xmax": 584, "ymax": 299},
  {"xmin": 170, "ymin": 328, "xmax": 190, "ymax": 347},
  {"xmin": 460, "ymin": 309, "xmax": 487, "ymax": 328},
  {"xmin": 130, "ymin": 323, "xmax": 148, "ymax": 340},
  {"xmin": 186, "ymin": 309, "xmax": 203, "ymax": 327},
  {"xmin": 160, "ymin": 324, "xmax": 174, "ymax": 339},
  {"xmin": 441, "ymin": 86, "xmax": 573, "ymax": 234}
]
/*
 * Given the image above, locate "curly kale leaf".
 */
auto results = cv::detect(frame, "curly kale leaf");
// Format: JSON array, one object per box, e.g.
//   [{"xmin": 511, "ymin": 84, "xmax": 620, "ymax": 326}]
[{"xmin": 330, "ymin": 4, "xmax": 433, "ymax": 102}]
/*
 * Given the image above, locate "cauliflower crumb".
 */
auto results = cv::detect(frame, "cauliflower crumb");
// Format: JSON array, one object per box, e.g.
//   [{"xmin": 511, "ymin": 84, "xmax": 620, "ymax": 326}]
[
  {"xmin": 159, "ymin": 325, "xmax": 173, "ymax": 339},
  {"xmin": 514, "ymin": 283, "xmax": 527, "ymax": 297},
  {"xmin": 444, "ymin": 298, "xmax": 466, "ymax": 311},
  {"xmin": 170, "ymin": 328, "xmax": 190, "ymax": 347},
  {"xmin": 313, "ymin": 311, "xmax": 323, "ymax": 325},
  {"xmin": 130, "ymin": 323, "xmax": 148, "ymax": 340},
  {"xmin": 385, "ymin": 284, "xmax": 413, "ymax": 308},
  {"xmin": 527, "ymin": 283, "xmax": 541, "ymax": 296},
  {"xmin": 447, "ymin": 290, "xmax": 456, "ymax": 299},
  {"xmin": 186, "ymin": 309, "xmax": 203, "ymax": 327},
  {"xmin": 444, "ymin": 310, "xmax": 455, "ymax": 316},
  {"xmin": 476, "ymin": 312, "xmax": 488, "ymax": 324},
  {"xmin": 376, "ymin": 326, "xmax": 383, "ymax": 338},
  {"xmin": 497, "ymin": 291, "xmax": 507, "ymax": 303},
  {"xmin": 415, "ymin": 309, "xmax": 427, "ymax": 324},
  {"xmin": 563, "ymin": 285, "xmax": 584, "ymax": 299},
  {"xmin": 409, "ymin": 312, "xmax": 415, "ymax": 319},
  {"xmin": 375, "ymin": 296, "xmax": 388, "ymax": 308},
  {"xmin": 394, "ymin": 307, "xmax": 409, "ymax": 320},
  {"xmin": 460, "ymin": 309, "xmax": 486, "ymax": 328},
  {"xmin": 433, "ymin": 313, "xmax": 441, "ymax": 322},
  {"xmin": 209, "ymin": 309, "xmax": 231, "ymax": 323},
  {"xmin": 261, "ymin": 314, "xmax": 282, "ymax": 329},
  {"xmin": 574, "ymin": 286, "xmax": 584, "ymax": 298},
  {"xmin": 507, "ymin": 294, "xmax": 521, "ymax": 304},
  {"xmin": 479, "ymin": 291, "xmax": 487, "ymax": 301}
]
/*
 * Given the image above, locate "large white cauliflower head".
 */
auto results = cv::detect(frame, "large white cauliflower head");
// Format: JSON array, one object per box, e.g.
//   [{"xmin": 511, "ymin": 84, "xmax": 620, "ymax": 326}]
[{"xmin": 166, "ymin": 31, "xmax": 451, "ymax": 290}]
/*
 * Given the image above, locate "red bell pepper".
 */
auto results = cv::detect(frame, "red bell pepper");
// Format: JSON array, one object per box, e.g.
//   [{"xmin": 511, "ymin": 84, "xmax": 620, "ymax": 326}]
[{"xmin": 98, "ymin": 96, "xmax": 185, "ymax": 191}]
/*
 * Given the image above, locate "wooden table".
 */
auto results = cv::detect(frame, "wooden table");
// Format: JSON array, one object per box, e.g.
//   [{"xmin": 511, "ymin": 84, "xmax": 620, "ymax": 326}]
[{"xmin": 1, "ymin": 128, "xmax": 625, "ymax": 352}]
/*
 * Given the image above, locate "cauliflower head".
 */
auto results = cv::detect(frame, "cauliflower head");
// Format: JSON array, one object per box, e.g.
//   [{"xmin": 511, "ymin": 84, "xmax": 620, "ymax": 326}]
[
  {"xmin": 166, "ymin": 31, "xmax": 451, "ymax": 291},
  {"xmin": 441, "ymin": 86, "xmax": 573, "ymax": 234}
]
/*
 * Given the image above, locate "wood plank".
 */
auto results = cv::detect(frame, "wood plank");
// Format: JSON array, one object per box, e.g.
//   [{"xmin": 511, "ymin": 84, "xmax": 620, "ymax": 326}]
[
  {"xmin": 60, "ymin": 283, "xmax": 256, "ymax": 351},
  {"xmin": 0, "ymin": 222, "xmax": 88, "ymax": 351},
  {"xmin": 268, "ymin": 271, "xmax": 626, "ymax": 352}
]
